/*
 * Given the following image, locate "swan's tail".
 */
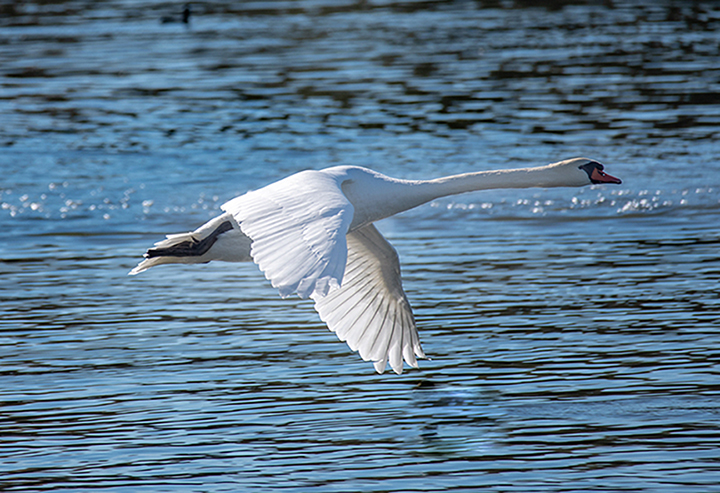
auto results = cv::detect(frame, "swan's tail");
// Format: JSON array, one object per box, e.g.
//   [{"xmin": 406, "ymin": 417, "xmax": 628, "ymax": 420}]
[{"xmin": 129, "ymin": 212, "xmax": 252, "ymax": 275}]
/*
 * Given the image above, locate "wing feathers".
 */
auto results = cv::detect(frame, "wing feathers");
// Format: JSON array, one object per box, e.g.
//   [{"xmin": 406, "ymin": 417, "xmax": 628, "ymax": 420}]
[
  {"xmin": 222, "ymin": 170, "xmax": 353, "ymax": 299},
  {"xmin": 221, "ymin": 170, "xmax": 425, "ymax": 374},
  {"xmin": 312, "ymin": 224, "xmax": 425, "ymax": 374}
]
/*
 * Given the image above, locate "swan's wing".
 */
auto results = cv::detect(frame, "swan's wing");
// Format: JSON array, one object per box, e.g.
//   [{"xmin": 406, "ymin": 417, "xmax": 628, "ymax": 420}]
[
  {"xmin": 221, "ymin": 170, "xmax": 353, "ymax": 299},
  {"xmin": 311, "ymin": 224, "xmax": 426, "ymax": 374}
]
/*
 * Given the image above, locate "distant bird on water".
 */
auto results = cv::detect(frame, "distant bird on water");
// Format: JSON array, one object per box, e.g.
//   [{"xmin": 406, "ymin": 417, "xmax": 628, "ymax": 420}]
[
  {"xmin": 161, "ymin": 4, "xmax": 191, "ymax": 24},
  {"xmin": 130, "ymin": 158, "xmax": 621, "ymax": 374}
]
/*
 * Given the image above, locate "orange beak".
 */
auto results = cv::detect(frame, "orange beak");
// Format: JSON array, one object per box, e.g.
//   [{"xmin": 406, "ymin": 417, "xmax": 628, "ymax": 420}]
[{"xmin": 591, "ymin": 168, "xmax": 622, "ymax": 185}]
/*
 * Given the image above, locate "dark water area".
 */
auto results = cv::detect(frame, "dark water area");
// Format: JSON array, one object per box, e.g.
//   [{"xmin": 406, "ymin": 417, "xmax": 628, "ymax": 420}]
[{"xmin": 2, "ymin": 1, "xmax": 720, "ymax": 491}]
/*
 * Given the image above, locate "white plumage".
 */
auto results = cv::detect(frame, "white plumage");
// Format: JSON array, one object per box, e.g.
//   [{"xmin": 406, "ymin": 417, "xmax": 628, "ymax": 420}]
[
  {"xmin": 221, "ymin": 170, "xmax": 353, "ymax": 299},
  {"xmin": 311, "ymin": 223, "xmax": 423, "ymax": 374},
  {"xmin": 130, "ymin": 158, "xmax": 621, "ymax": 374}
]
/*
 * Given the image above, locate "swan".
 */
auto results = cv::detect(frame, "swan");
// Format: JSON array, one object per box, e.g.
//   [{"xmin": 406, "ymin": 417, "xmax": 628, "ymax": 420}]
[{"xmin": 130, "ymin": 158, "xmax": 621, "ymax": 374}]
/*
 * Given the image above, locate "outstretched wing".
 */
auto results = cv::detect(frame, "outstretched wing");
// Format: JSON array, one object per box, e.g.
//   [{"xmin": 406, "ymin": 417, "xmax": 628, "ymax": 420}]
[
  {"xmin": 222, "ymin": 170, "xmax": 354, "ymax": 299},
  {"xmin": 311, "ymin": 223, "xmax": 426, "ymax": 374}
]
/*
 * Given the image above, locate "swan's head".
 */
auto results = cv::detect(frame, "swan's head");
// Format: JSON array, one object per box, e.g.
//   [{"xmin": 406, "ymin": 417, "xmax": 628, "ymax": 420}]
[{"xmin": 553, "ymin": 157, "xmax": 622, "ymax": 186}]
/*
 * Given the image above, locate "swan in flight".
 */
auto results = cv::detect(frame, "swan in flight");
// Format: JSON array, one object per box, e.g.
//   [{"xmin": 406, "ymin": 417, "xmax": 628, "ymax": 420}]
[{"xmin": 130, "ymin": 158, "xmax": 621, "ymax": 374}]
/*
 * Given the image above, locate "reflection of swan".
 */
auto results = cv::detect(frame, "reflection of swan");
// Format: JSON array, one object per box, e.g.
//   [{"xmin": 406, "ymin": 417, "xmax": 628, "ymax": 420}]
[{"xmin": 130, "ymin": 158, "xmax": 621, "ymax": 373}]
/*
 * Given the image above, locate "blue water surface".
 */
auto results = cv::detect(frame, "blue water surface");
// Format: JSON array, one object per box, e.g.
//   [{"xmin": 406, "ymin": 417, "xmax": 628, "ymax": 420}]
[{"xmin": 2, "ymin": 1, "xmax": 720, "ymax": 492}]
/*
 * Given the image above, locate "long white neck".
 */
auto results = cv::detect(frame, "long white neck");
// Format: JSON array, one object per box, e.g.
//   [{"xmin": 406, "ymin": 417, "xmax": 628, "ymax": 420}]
[
  {"xmin": 420, "ymin": 164, "xmax": 575, "ymax": 197},
  {"xmin": 345, "ymin": 161, "xmax": 588, "ymax": 230},
  {"xmin": 403, "ymin": 162, "xmax": 582, "ymax": 210}
]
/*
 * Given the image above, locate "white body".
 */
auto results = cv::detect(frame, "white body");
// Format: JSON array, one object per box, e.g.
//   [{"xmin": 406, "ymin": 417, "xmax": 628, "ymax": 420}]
[{"xmin": 131, "ymin": 158, "xmax": 620, "ymax": 374}]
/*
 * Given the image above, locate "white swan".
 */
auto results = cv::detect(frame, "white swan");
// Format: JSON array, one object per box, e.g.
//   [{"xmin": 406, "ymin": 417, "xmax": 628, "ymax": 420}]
[{"xmin": 130, "ymin": 157, "xmax": 621, "ymax": 374}]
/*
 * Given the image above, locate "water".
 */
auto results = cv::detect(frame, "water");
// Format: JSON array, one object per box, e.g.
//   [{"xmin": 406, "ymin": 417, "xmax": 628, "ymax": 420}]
[{"xmin": 2, "ymin": 1, "xmax": 720, "ymax": 491}]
